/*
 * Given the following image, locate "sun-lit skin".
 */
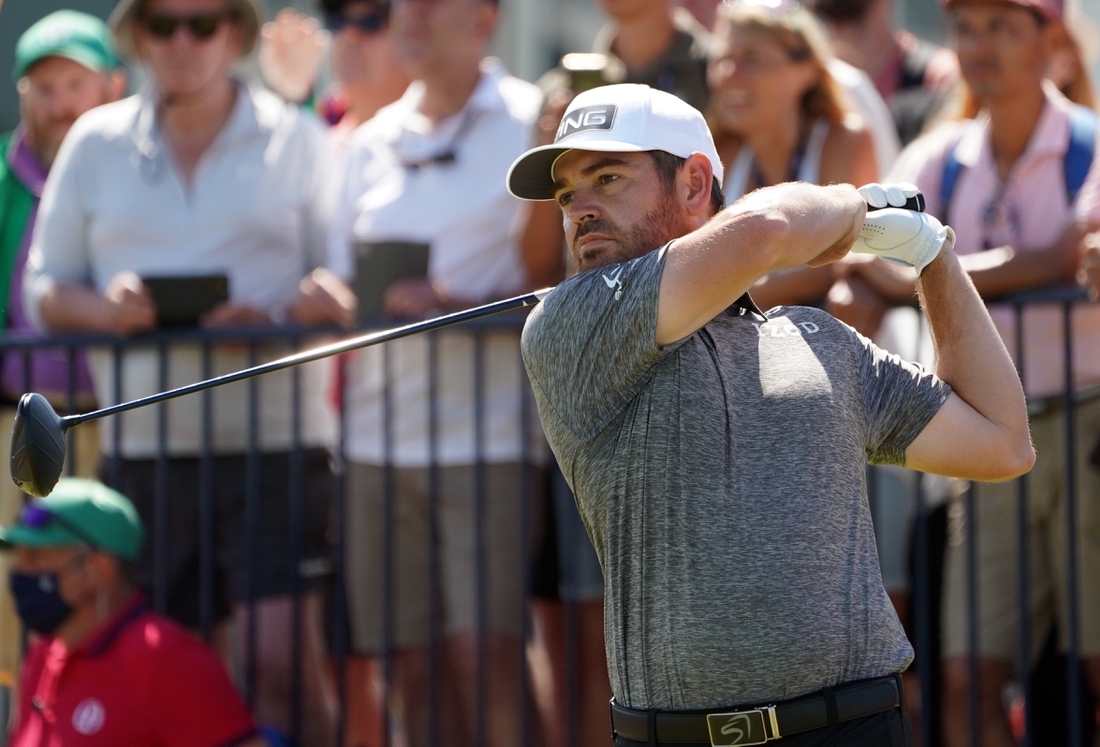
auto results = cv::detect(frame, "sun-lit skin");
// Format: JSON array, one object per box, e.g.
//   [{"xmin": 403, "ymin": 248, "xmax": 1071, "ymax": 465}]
[
  {"xmin": 707, "ymin": 19, "xmax": 818, "ymax": 140},
  {"xmin": 950, "ymin": 1, "xmax": 1050, "ymax": 103},
  {"xmin": 552, "ymin": 150, "xmax": 698, "ymax": 273},
  {"xmin": 331, "ymin": 1, "xmax": 402, "ymax": 90},
  {"xmin": 17, "ymin": 56, "xmax": 121, "ymax": 167},
  {"xmin": 391, "ymin": 0, "xmax": 492, "ymax": 82},
  {"xmin": 133, "ymin": 0, "xmax": 243, "ymax": 102}
]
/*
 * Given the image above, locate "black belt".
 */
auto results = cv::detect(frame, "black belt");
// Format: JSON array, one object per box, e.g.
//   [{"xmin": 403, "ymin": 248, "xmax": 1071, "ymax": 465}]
[{"xmin": 610, "ymin": 674, "xmax": 902, "ymax": 746}]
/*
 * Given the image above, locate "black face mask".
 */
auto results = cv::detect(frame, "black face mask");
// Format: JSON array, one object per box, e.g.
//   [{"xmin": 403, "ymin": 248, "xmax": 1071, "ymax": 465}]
[{"xmin": 9, "ymin": 572, "xmax": 73, "ymax": 635}]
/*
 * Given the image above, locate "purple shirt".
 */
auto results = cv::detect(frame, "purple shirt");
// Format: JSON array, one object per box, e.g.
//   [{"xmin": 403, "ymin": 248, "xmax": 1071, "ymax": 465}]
[{"xmin": 2, "ymin": 128, "xmax": 95, "ymax": 402}]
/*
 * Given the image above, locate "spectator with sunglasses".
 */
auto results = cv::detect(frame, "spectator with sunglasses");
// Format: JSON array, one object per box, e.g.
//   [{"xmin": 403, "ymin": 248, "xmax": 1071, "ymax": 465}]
[
  {"xmin": 2, "ymin": 478, "xmax": 264, "ymax": 747},
  {"xmin": 259, "ymin": 0, "xmax": 410, "ymax": 149},
  {"xmin": 878, "ymin": 0, "xmax": 1100, "ymax": 744},
  {"xmin": 22, "ymin": 0, "xmax": 356, "ymax": 743}
]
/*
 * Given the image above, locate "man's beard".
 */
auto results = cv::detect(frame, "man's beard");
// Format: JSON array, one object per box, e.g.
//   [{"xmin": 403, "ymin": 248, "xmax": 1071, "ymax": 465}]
[
  {"xmin": 572, "ymin": 195, "xmax": 694, "ymax": 273},
  {"xmin": 23, "ymin": 115, "xmax": 75, "ymax": 168}
]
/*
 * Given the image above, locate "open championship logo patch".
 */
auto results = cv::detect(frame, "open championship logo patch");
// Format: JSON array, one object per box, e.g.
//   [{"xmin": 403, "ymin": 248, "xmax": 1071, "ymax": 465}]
[
  {"xmin": 72, "ymin": 698, "xmax": 106, "ymax": 735},
  {"xmin": 555, "ymin": 105, "xmax": 617, "ymax": 141}
]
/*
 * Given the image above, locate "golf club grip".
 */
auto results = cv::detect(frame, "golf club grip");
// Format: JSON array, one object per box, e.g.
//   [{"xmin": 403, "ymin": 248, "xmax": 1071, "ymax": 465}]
[
  {"xmin": 867, "ymin": 193, "xmax": 924, "ymax": 212},
  {"xmin": 63, "ymin": 288, "xmax": 554, "ymax": 428}
]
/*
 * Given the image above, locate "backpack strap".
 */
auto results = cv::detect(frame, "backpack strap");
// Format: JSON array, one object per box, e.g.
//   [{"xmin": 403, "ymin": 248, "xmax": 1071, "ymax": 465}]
[
  {"xmin": 939, "ymin": 131, "xmax": 967, "ymax": 226},
  {"xmin": 1064, "ymin": 104, "xmax": 1097, "ymax": 204}
]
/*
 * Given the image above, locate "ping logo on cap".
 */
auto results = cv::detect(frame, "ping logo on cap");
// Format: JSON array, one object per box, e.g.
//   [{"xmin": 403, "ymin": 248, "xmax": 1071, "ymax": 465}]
[{"xmin": 556, "ymin": 105, "xmax": 617, "ymax": 142}]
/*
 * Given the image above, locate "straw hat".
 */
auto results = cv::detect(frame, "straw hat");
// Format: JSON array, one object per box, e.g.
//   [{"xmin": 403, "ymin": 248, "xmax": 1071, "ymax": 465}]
[{"xmin": 108, "ymin": 0, "xmax": 264, "ymax": 61}]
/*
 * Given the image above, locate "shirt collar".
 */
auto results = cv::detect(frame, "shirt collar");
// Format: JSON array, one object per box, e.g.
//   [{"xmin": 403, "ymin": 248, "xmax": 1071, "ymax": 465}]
[
  {"xmin": 132, "ymin": 80, "xmax": 263, "ymax": 162},
  {"xmin": 72, "ymin": 592, "xmax": 148, "ymax": 659},
  {"xmin": 392, "ymin": 57, "xmax": 509, "ymax": 132},
  {"xmin": 955, "ymin": 82, "xmax": 1079, "ymax": 172},
  {"xmin": 387, "ymin": 58, "xmax": 508, "ymax": 163},
  {"xmin": 7, "ymin": 124, "xmax": 49, "ymax": 197},
  {"xmin": 731, "ymin": 292, "xmax": 767, "ymax": 319}
]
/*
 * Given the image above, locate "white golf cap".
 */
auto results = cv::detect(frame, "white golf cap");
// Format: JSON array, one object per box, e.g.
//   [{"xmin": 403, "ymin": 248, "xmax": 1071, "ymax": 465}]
[{"xmin": 507, "ymin": 84, "xmax": 724, "ymax": 201}]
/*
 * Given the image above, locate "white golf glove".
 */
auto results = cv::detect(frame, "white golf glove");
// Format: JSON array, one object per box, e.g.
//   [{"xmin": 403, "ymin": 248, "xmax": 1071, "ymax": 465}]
[{"xmin": 851, "ymin": 182, "xmax": 954, "ymax": 275}]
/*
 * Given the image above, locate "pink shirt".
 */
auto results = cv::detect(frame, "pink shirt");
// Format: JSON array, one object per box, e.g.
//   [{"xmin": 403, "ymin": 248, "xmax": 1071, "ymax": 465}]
[{"xmin": 889, "ymin": 83, "xmax": 1100, "ymax": 398}]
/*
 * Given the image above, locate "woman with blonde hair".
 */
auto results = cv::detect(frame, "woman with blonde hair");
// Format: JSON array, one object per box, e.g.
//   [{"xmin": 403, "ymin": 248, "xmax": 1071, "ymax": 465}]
[{"xmin": 709, "ymin": 0, "xmax": 878, "ymax": 307}]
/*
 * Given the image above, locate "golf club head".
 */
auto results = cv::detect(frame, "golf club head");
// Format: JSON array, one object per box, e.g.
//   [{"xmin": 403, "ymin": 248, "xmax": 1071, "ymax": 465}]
[{"xmin": 10, "ymin": 393, "xmax": 68, "ymax": 498}]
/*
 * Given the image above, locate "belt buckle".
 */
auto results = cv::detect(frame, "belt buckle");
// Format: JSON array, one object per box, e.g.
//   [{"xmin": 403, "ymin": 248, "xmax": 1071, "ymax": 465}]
[{"xmin": 706, "ymin": 706, "xmax": 779, "ymax": 747}]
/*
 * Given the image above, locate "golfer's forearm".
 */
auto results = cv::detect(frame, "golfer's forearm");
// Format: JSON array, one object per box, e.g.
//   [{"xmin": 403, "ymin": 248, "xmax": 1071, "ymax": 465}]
[
  {"xmin": 39, "ymin": 282, "xmax": 120, "ymax": 334},
  {"xmin": 918, "ymin": 246, "xmax": 1029, "ymax": 440},
  {"xmin": 657, "ymin": 184, "xmax": 862, "ymax": 344},
  {"xmin": 741, "ymin": 183, "xmax": 864, "ymax": 272}
]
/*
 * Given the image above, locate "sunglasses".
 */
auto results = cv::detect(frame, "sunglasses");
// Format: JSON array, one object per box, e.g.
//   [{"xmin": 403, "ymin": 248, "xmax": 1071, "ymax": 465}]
[
  {"xmin": 18, "ymin": 503, "xmax": 101, "ymax": 551},
  {"xmin": 324, "ymin": 11, "xmax": 388, "ymax": 34},
  {"xmin": 140, "ymin": 12, "xmax": 232, "ymax": 40}
]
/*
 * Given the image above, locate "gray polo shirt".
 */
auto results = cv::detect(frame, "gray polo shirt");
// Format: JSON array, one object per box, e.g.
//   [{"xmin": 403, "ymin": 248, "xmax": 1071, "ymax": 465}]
[{"xmin": 521, "ymin": 246, "xmax": 951, "ymax": 710}]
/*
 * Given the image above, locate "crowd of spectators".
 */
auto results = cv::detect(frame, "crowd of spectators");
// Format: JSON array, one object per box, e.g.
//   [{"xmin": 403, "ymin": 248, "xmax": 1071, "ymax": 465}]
[{"xmin": 0, "ymin": 0, "xmax": 1099, "ymax": 745}]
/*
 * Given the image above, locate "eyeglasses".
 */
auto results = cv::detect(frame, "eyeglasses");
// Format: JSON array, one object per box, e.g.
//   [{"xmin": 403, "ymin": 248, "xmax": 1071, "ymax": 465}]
[
  {"xmin": 324, "ymin": 11, "xmax": 388, "ymax": 34},
  {"xmin": 18, "ymin": 503, "xmax": 101, "ymax": 551},
  {"xmin": 139, "ymin": 12, "xmax": 232, "ymax": 40}
]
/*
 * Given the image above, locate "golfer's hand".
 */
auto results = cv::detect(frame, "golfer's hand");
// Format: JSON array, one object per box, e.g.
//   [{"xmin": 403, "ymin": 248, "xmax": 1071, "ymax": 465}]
[
  {"xmin": 104, "ymin": 271, "xmax": 156, "ymax": 335},
  {"xmin": 852, "ymin": 183, "xmax": 953, "ymax": 275},
  {"xmin": 291, "ymin": 268, "xmax": 357, "ymax": 327},
  {"xmin": 383, "ymin": 278, "xmax": 451, "ymax": 319},
  {"xmin": 1078, "ymin": 232, "xmax": 1100, "ymax": 302},
  {"xmin": 200, "ymin": 303, "xmax": 272, "ymax": 329}
]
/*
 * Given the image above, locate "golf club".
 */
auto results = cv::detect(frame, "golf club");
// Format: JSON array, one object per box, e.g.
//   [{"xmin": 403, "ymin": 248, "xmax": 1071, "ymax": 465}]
[{"xmin": 10, "ymin": 288, "xmax": 552, "ymax": 498}]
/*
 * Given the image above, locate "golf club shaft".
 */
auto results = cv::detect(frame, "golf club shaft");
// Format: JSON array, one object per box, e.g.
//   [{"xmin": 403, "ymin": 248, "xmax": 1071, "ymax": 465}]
[{"xmin": 62, "ymin": 288, "xmax": 552, "ymax": 429}]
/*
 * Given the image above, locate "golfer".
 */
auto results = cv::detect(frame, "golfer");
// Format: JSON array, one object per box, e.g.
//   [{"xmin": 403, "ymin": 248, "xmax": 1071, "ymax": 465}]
[{"xmin": 508, "ymin": 84, "xmax": 1034, "ymax": 747}]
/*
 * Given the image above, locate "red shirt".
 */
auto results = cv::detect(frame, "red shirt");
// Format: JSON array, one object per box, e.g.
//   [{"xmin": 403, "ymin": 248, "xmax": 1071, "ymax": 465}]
[{"xmin": 10, "ymin": 595, "xmax": 256, "ymax": 747}]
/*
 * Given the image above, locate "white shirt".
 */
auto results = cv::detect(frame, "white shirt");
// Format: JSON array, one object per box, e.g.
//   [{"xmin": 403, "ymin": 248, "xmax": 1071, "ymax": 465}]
[
  {"xmin": 25, "ymin": 84, "xmax": 338, "ymax": 456},
  {"xmin": 828, "ymin": 59, "xmax": 901, "ymax": 178},
  {"xmin": 331, "ymin": 59, "xmax": 548, "ymax": 466}
]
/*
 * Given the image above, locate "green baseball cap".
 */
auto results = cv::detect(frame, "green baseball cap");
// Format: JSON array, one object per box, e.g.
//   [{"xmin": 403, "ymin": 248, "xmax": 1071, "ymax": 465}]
[
  {"xmin": 13, "ymin": 10, "xmax": 122, "ymax": 82},
  {"xmin": 0, "ymin": 478, "xmax": 144, "ymax": 563}
]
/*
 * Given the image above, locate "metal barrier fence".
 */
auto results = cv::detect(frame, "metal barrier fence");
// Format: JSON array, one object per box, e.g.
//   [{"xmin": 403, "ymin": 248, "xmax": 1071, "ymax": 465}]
[{"xmin": 0, "ymin": 288, "xmax": 1096, "ymax": 747}]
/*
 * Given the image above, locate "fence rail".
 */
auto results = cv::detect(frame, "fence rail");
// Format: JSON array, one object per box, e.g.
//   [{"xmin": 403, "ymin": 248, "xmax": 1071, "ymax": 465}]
[{"xmin": 0, "ymin": 289, "xmax": 1096, "ymax": 747}]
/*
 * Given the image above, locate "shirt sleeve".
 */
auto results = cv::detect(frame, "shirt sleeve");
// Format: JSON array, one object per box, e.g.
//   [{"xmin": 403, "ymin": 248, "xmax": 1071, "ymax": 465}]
[
  {"xmin": 148, "ymin": 623, "xmax": 256, "ymax": 747},
  {"xmin": 326, "ymin": 138, "xmax": 367, "ymax": 282},
  {"xmin": 22, "ymin": 119, "xmax": 94, "ymax": 331},
  {"xmin": 299, "ymin": 113, "xmax": 338, "ymax": 274},
  {"xmin": 852, "ymin": 327, "xmax": 952, "ymax": 466},
  {"xmin": 521, "ymin": 247, "xmax": 679, "ymax": 440}
]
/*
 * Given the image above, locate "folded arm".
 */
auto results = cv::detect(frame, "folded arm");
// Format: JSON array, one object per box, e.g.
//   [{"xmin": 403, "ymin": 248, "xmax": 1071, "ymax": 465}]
[{"xmin": 656, "ymin": 183, "xmax": 866, "ymax": 345}]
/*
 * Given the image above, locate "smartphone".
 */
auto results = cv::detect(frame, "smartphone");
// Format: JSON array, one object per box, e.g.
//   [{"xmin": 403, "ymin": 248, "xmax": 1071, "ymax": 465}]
[
  {"xmin": 562, "ymin": 53, "xmax": 624, "ymax": 93},
  {"xmin": 142, "ymin": 274, "xmax": 230, "ymax": 328}
]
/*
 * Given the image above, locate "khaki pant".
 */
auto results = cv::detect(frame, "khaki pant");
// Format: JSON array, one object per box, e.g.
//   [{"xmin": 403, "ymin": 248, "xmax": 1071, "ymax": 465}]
[
  {"xmin": 942, "ymin": 398, "xmax": 1100, "ymax": 666},
  {"xmin": 346, "ymin": 463, "xmax": 545, "ymax": 653},
  {"xmin": 0, "ymin": 409, "xmax": 100, "ymax": 686}
]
